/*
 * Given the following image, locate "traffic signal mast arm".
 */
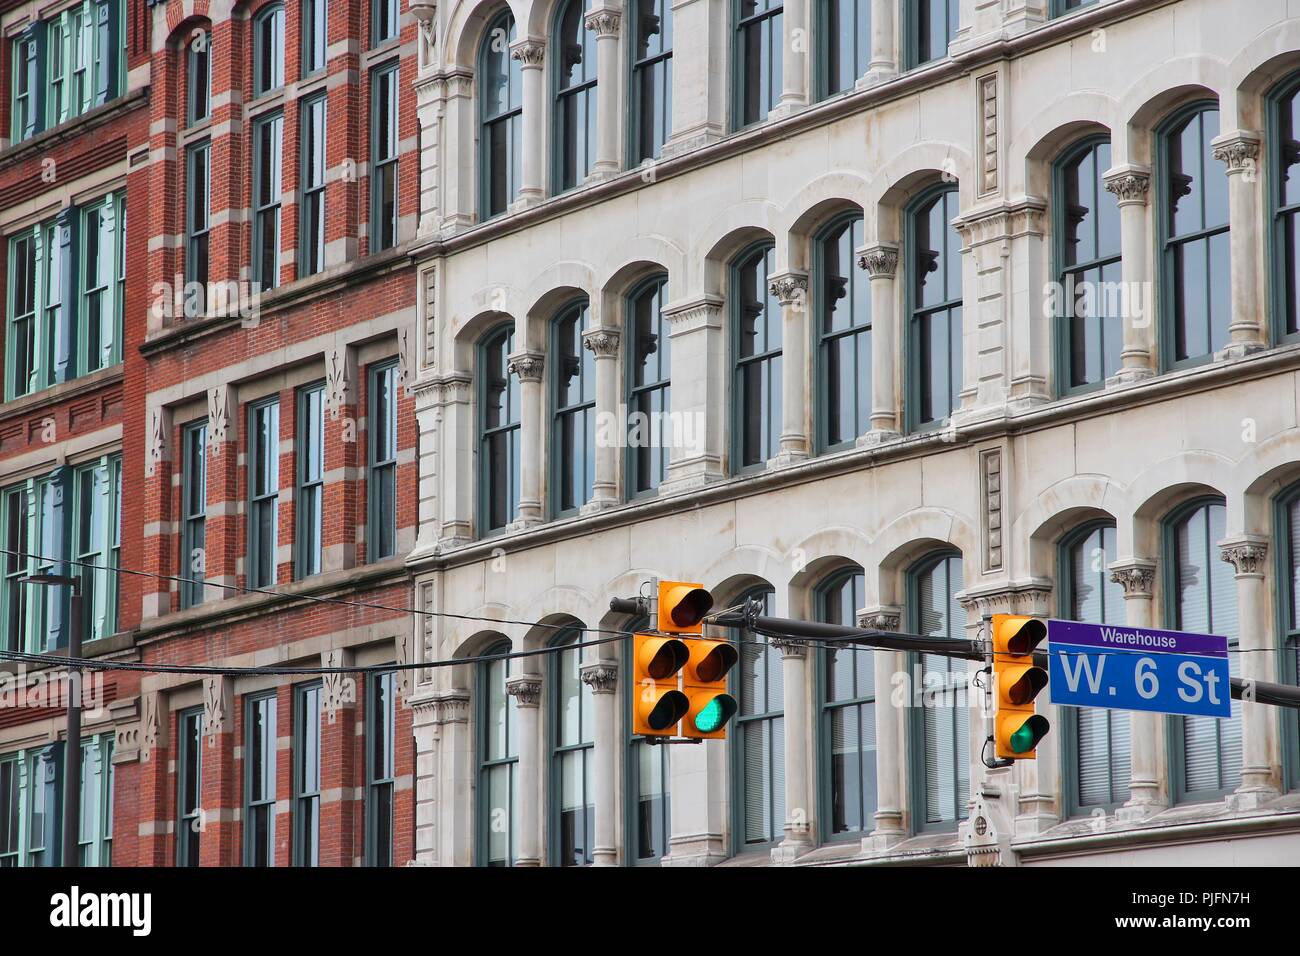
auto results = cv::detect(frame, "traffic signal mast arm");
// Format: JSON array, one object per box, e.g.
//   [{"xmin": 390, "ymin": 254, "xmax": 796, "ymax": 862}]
[{"xmin": 708, "ymin": 605, "xmax": 1300, "ymax": 710}]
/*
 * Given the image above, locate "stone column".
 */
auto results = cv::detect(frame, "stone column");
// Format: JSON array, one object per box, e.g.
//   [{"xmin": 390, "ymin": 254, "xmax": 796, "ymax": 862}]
[
  {"xmin": 410, "ymin": 696, "xmax": 441, "ymax": 864},
  {"xmin": 506, "ymin": 674, "xmax": 543, "ymax": 866},
  {"xmin": 582, "ymin": 327, "xmax": 621, "ymax": 512},
  {"xmin": 1103, "ymin": 167, "xmax": 1155, "ymax": 384},
  {"xmin": 770, "ymin": 638, "xmax": 812, "ymax": 862},
  {"xmin": 585, "ymin": 5, "xmax": 623, "ymax": 179},
  {"xmin": 581, "ymin": 661, "xmax": 620, "ymax": 865},
  {"xmin": 861, "ymin": 0, "xmax": 898, "ymax": 86},
  {"xmin": 773, "ymin": 0, "xmax": 808, "ymax": 117},
  {"xmin": 1220, "ymin": 537, "xmax": 1282, "ymax": 805},
  {"xmin": 858, "ymin": 606, "xmax": 906, "ymax": 851},
  {"xmin": 1110, "ymin": 560, "xmax": 1163, "ymax": 818},
  {"xmin": 510, "ymin": 39, "xmax": 546, "ymax": 206},
  {"xmin": 857, "ymin": 244, "xmax": 900, "ymax": 443},
  {"xmin": 438, "ymin": 72, "xmax": 476, "ymax": 232},
  {"xmin": 507, "ymin": 351, "xmax": 545, "ymax": 528},
  {"xmin": 435, "ymin": 689, "xmax": 475, "ymax": 866},
  {"xmin": 434, "ymin": 374, "xmax": 474, "ymax": 546},
  {"xmin": 1212, "ymin": 131, "xmax": 1266, "ymax": 359},
  {"xmin": 663, "ymin": 0, "xmax": 726, "ymax": 155},
  {"xmin": 768, "ymin": 271, "xmax": 810, "ymax": 466},
  {"xmin": 661, "ymin": 296, "xmax": 727, "ymax": 490}
]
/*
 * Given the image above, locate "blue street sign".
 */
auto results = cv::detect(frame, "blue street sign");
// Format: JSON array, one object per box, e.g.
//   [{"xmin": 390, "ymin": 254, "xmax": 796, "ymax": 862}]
[{"xmin": 1047, "ymin": 620, "xmax": 1231, "ymax": 719}]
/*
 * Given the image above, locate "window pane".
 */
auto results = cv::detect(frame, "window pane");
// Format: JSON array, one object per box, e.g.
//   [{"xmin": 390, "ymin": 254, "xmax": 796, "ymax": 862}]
[{"xmin": 913, "ymin": 555, "xmax": 968, "ymax": 826}]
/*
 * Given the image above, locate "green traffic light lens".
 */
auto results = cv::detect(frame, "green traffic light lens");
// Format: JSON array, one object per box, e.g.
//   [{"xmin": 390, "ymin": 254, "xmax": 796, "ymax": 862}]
[
  {"xmin": 1009, "ymin": 715, "xmax": 1050, "ymax": 753},
  {"xmin": 693, "ymin": 694, "xmax": 738, "ymax": 734}
]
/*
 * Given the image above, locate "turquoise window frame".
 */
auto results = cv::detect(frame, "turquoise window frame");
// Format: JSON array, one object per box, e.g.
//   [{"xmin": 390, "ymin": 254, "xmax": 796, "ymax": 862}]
[
  {"xmin": 292, "ymin": 681, "xmax": 323, "ymax": 867},
  {"xmin": 729, "ymin": 585, "xmax": 783, "ymax": 854},
  {"xmin": 477, "ymin": 324, "xmax": 520, "ymax": 536},
  {"xmin": 549, "ymin": 299, "xmax": 596, "ymax": 517},
  {"xmin": 547, "ymin": 626, "xmax": 595, "ymax": 866},
  {"xmin": 1266, "ymin": 73, "xmax": 1300, "ymax": 347},
  {"xmin": 45, "ymin": 0, "xmax": 122, "ymax": 129},
  {"xmin": 372, "ymin": 0, "xmax": 400, "ymax": 47},
  {"xmin": 624, "ymin": 274, "xmax": 671, "ymax": 500},
  {"xmin": 370, "ymin": 60, "xmax": 401, "ymax": 253},
  {"xmin": 299, "ymin": 94, "xmax": 328, "ymax": 278},
  {"xmin": 76, "ymin": 734, "xmax": 113, "ymax": 866},
  {"xmin": 252, "ymin": 3, "xmax": 285, "ymax": 97},
  {"xmin": 243, "ymin": 690, "xmax": 278, "ymax": 867},
  {"xmin": 367, "ymin": 359, "xmax": 399, "ymax": 561},
  {"xmin": 302, "ymin": 0, "xmax": 329, "ymax": 76},
  {"xmin": 176, "ymin": 707, "xmax": 203, "ymax": 866},
  {"xmin": 812, "ymin": 212, "xmax": 871, "ymax": 452},
  {"xmin": 906, "ymin": 551, "xmax": 968, "ymax": 833},
  {"xmin": 77, "ymin": 191, "xmax": 124, "ymax": 377},
  {"xmin": 0, "ymin": 743, "xmax": 64, "ymax": 867},
  {"xmin": 477, "ymin": 10, "xmax": 522, "ymax": 221},
  {"xmin": 1, "ymin": 482, "xmax": 31, "ymax": 654},
  {"xmin": 295, "ymin": 383, "xmax": 325, "ymax": 579},
  {"xmin": 904, "ymin": 183, "xmax": 962, "ymax": 432},
  {"xmin": 902, "ymin": 0, "xmax": 957, "ymax": 71},
  {"xmin": 551, "ymin": 0, "xmax": 599, "ymax": 194},
  {"xmin": 730, "ymin": 241, "xmax": 782, "ymax": 475},
  {"xmin": 365, "ymin": 670, "xmax": 397, "ymax": 866},
  {"xmin": 1056, "ymin": 520, "xmax": 1132, "ymax": 816},
  {"xmin": 1156, "ymin": 100, "xmax": 1229, "ymax": 372},
  {"xmin": 732, "ymin": 0, "xmax": 783, "ymax": 130},
  {"xmin": 476, "ymin": 639, "xmax": 517, "ymax": 866},
  {"xmin": 247, "ymin": 397, "xmax": 281, "ymax": 589},
  {"xmin": 70, "ymin": 454, "xmax": 121, "ymax": 643},
  {"xmin": 1162, "ymin": 495, "xmax": 1242, "ymax": 804},
  {"xmin": 815, "ymin": 0, "xmax": 870, "ymax": 101},
  {"xmin": 814, "ymin": 567, "xmax": 875, "ymax": 843},
  {"xmin": 180, "ymin": 420, "xmax": 208, "ymax": 608},
  {"xmin": 1274, "ymin": 482, "xmax": 1300, "ymax": 792},
  {"xmin": 10, "ymin": 28, "xmax": 43, "ymax": 143},
  {"xmin": 626, "ymin": 0, "xmax": 673, "ymax": 165},
  {"xmin": 0, "ymin": 470, "xmax": 69, "ymax": 653},
  {"xmin": 621, "ymin": 613, "xmax": 671, "ymax": 865}
]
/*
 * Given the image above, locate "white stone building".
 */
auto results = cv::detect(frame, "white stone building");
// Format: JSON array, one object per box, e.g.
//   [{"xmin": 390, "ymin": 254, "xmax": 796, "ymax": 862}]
[{"xmin": 401, "ymin": 0, "xmax": 1300, "ymax": 866}]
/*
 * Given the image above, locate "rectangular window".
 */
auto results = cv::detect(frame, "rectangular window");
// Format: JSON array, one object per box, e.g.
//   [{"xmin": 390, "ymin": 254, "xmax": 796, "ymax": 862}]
[
  {"xmin": 370, "ymin": 62, "xmax": 400, "ymax": 252},
  {"xmin": 0, "ymin": 753, "xmax": 18, "ymax": 866},
  {"xmin": 372, "ymin": 0, "xmax": 400, "ymax": 46},
  {"xmin": 180, "ymin": 421, "xmax": 208, "ymax": 608},
  {"xmin": 303, "ymin": 0, "xmax": 328, "ymax": 75},
  {"xmin": 244, "ymin": 692, "xmax": 277, "ymax": 866},
  {"xmin": 11, "ymin": 30, "xmax": 40, "ymax": 142},
  {"xmin": 300, "ymin": 95, "xmax": 328, "ymax": 278},
  {"xmin": 187, "ymin": 32, "xmax": 211, "ymax": 125},
  {"xmin": 295, "ymin": 384, "xmax": 324, "ymax": 579},
  {"xmin": 253, "ymin": 5, "xmax": 285, "ymax": 96},
  {"xmin": 79, "ymin": 193, "xmax": 123, "ymax": 375},
  {"xmin": 77, "ymin": 734, "xmax": 113, "ymax": 866},
  {"xmin": 368, "ymin": 361, "xmax": 398, "ymax": 561},
  {"xmin": 177, "ymin": 708, "xmax": 203, "ymax": 866},
  {"xmin": 2, "ymin": 487, "xmax": 29, "ymax": 654},
  {"xmin": 6, "ymin": 229, "xmax": 38, "ymax": 399},
  {"xmin": 186, "ymin": 142, "xmax": 211, "ymax": 292},
  {"xmin": 72, "ymin": 457, "xmax": 121, "ymax": 642},
  {"xmin": 909, "ymin": 0, "xmax": 958, "ymax": 68},
  {"xmin": 253, "ymin": 113, "xmax": 284, "ymax": 291},
  {"xmin": 248, "ymin": 399, "xmax": 281, "ymax": 589},
  {"xmin": 366, "ymin": 671, "xmax": 396, "ymax": 866},
  {"xmin": 294, "ymin": 683, "xmax": 322, "ymax": 867},
  {"xmin": 46, "ymin": 0, "xmax": 120, "ymax": 127}
]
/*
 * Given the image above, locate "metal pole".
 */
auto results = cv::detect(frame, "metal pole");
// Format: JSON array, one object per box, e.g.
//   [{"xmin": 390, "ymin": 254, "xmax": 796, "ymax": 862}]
[{"xmin": 62, "ymin": 590, "xmax": 82, "ymax": 868}]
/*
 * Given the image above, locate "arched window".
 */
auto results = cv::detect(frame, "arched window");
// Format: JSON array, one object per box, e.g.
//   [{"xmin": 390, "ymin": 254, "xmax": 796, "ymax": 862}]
[
  {"xmin": 731, "ymin": 586, "xmax": 783, "ymax": 850},
  {"xmin": 816, "ymin": 214, "xmax": 871, "ymax": 450},
  {"xmin": 630, "ymin": 0, "xmax": 673, "ymax": 163},
  {"xmin": 477, "ymin": 640, "xmax": 517, "ymax": 866},
  {"xmin": 554, "ymin": 0, "xmax": 597, "ymax": 191},
  {"xmin": 1055, "ymin": 138, "xmax": 1122, "ymax": 392},
  {"xmin": 1166, "ymin": 498, "xmax": 1240, "ymax": 801},
  {"xmin": 819, "ymin": 0, "xmax": 870, "ymax": 99},
  {"xmin": 906, "ymin": 185, "xmax": 962, "ymax": 430},
  {"xmin": 908, "ymin": 552, "xmax": 967, "ymax": 830},
  {"xmin": 253, "ymin": 3, "xmax": 285, "ymax": 97},
  {"xmin": 186, "ymin": 29, "xmax": 212, "ymax": 125},
  {"xmin": 735, "ymin": 0, "xmax": 782, "ymax": 128},
  {"xmin": 1059, "ymin": 521, "xmax": 1131, "ymax": 813},
  {"xmin": 550, "ymin": 627, "xmax": 594, "ymax": 866},
  {"xmin": 479, "ymin": 325, "xmax": 519, "ymax": 535},
  {"xmin": 623, "ymin": 612, "xmax": 670, "ymax": 863},
  {"xmin": 1277, "ymin": 483, "xmax": 1300, "ymax": 790},
  {"xmin": 551, "ymin": 300, "xmax": 595, "ymax": 515},
  {"xmin": 1270, "ymin": 76, "xmax": 1300, "ymax": 344},
  {"xmin": 480, "ymin": 11, "xmax": 522, "ymax": 219},
  {"xmin": 1159, "ymin": 103, "xmax": 1229, "ymax": 368},
  {"xmin": 732, "ymin": 243, "xmax": 781, "ymax": 473},
  {"xmin": 627, "ymin": 275, "xmax": 671, "ymax": 497},
  {"xmin": 816, "ymin": 568, "xmax": 875, "ymax": 840},
  {"xmin": 907, "ymin": 0, "xmax": 957, "ymax": 69}
]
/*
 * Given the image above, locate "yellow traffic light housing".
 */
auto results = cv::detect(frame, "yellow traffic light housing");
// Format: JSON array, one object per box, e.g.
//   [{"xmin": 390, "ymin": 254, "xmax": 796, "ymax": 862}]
[
  {"xmin": 632, "ymin": 633, "xmax": 689, "ymax": 736},
  {"xmin": 679, "ymin": 639, "xmax": 739, "ymax": 739},
  {"xmin": 992, "ymin": 614, "xmax": 1050, "ymax": 759},
  {"xmin": 658, "ymin": 581, "xmax": 713, "ymax": 634}
]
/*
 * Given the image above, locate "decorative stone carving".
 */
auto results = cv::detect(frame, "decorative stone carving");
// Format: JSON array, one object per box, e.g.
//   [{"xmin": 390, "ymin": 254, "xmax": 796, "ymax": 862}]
[
  {"xmin": 506, "ymin": 674, "xmax": 543, "ymax": 707},
  {"xmin": 857, "ymin": 244, "xmax": 899, "ymax": 278},
  {"xmin": 581, "ymin": 328, "xmax": 620, "ymax": 358},
  {"xmin": 1212, "ymin": 133, "xmax": 1261, "ymax": 173},
  {"xmin": 422, "ymin": 269, "xmax": 437, "ymax": 369},
  {"xmin": 326, "ymin": 346, "xmax": 353, "ymax": 419},
  {"xmin": 321, "ymin": 649, "xmax": 357, "ymax": 723},
  {"xmin": 1104, "ymin": 170, "xmax": 1151, "ymax": 206},
  {"xmin": 770, "ymin": 637, "xmax": 808, "ymax": 659},
  {"xmin": 141, "ymin": 692, "xmax": 165, "ymax": 763},
  {"xmin": 420, "ymin": 580, "xmax": 437, "ymax": 685},
  {"xmin": 767, "ymin": 273, "xmax": 809, "ymax": 309},
  {"xmin": 584, "ymin": 9, "xmax": 622, "ymax": 37},
  {"xmin": 145, "ymin": 407, "xmax": 166, "ymax": 478},
  {"xmin": 395, "ymin": 632, "xmax": 412, "ymax": 701},
  {"xmin": 434, "ymin": 690, "xmax": 471, "ymax": 724},
  {"xmin": 857, "ymin": 606, "xmax": 902, "ymax": 632},
  {"xmin": 507, "ymin": 350, "xmax": 545, "ymax": 382},
  {"xmin": 662, "ymin": 295, "xmax": 724, "ymax": 335},
  {"xmin": 397, "ymin": 326, "xmax": 413, "ymax": 396},
  {"xmin": 1108, "ymin": 561, "xmax": 1156, "ymax": 597},
  {"xmin": 1220, "ymin": 539, "xmax": 1268, "ymax": 577},
  {"xmin": 977, "ymin": 73, "xmax": 998, "ymax": 196},
  {"xmin": 580, "ymin": 662, "xmax": 619, "ymax": 694},
  {"xmin": 958, "ymin": 581, "xmax": 1052, "ymax": 617},
  {"xmin": 206, "ymin": 385, "xmax": 230, "ymax": 451},
  {"xmin": 981, "ymin": 448, "xmax": 1003, "ymax": 573},
  {"xmin": 202, "ymin": 676, "xmax": 231, "ymax": 745},
  {"xmin": 509, "ymin": 38, "xmax": 545, "ymax": 68}
]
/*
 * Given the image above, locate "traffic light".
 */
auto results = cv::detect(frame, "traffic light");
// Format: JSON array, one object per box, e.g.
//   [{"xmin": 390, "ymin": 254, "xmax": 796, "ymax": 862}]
[
  {"xmin": 632, "ymin": 633, "xmax": 689, "ymax": 736},
  {"xmin": 658, "ymin": 581, "xmax": 713, "ymax": 633},
  {"xmin": 991, "ymin": 614, "xmax": 1050, "ymax": 759},
  {"xmin": 680, "ymin": 638, "xmax": 738, "ymax": 739}
]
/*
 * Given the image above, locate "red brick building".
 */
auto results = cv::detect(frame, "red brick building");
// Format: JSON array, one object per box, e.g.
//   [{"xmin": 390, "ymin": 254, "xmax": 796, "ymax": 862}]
[{"xmin": 1, "ymin": 0, "xmax": 420, "ymax": 867}]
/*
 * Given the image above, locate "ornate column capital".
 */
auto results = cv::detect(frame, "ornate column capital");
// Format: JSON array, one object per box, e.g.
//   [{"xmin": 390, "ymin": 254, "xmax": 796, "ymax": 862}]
[
  {"xmin": 581, "ymin": 327, "xmax": 621, "ymax": 358},
  {"xmin": 1212, "ymin": 130, "xmax": 1262, "ymax": 175},
  {"xmin": 580, "ymin": 661, "xmax": 619, "ymax": 694},
  {"xmin": 770, "ymin": 637, "xmax": 808, "ymax": 660},
  {"xmin": 507, "ymin": 350, "xmax": 545, "ymax": 382},
  {"xmin": 856, "ymin": 605, "xmax": 903, "ymax": 632},
  {"xmin": 856, "ymin": 243, "xmax": 899, "ymax": 278},
  {"xmin": 1219, "ymin": 535, "xmax": 1268, "ymax": 578},
  {"xmin": 583, "ymin": 9, "xmax": 622, "ymax": 38},
  {"xmin": 1108, "ymin": 559, "xmax": 1157, "ymax": 597},
  {"xmin": 767, "ymin": 271, "xmax": 809, "ymax": 310},
  {"xmin": 1103, "ymin": 165, "xmax": 1152, "ymax": 206},
  {"xmin": 509, "ymin": 38, "xmax": 545, "ymax": 68},
  {"xmin": 506, "ymin": 674, "xmax": 543, "ymax": 707}
]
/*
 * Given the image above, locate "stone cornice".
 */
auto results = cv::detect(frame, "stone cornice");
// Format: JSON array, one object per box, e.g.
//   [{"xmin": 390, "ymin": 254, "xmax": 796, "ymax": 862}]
[
  {"xmin": 952, "ymin": 198, "xmax": 1047, "ymax": 248},
  {"xmin": 662, "ymin": 294, "xmax": 725, "ymax": 335},
  {"xmin": 956, "ymin": 579, "xmax": 1053, "ymax": 615}
]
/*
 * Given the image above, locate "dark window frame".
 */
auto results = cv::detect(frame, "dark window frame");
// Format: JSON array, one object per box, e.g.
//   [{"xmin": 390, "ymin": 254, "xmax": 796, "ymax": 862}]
[
  {"xmin": 624, "ymin": 274, "xmax": 671, "ymax": 499},
  {"xmin": 478, "ymin": 323, "xmax": 520, "ymax": 536},
  {"xmin": 904, "ymin": 183, "xmax": 962, "ymax": 432},
  {"xmin": 730, "ymin": 241, "xmax": 782, "ymax": 474},
  {"xmin": 242, "ymin": 690, "xmax": 278, "ymax": 867},
  {"xmin": 813, "ymin": 212, "xmax": 871, "ymax": 452}
]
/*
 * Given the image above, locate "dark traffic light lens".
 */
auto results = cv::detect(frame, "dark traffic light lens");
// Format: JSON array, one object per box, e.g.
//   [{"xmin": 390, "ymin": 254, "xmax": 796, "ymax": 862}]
[
  {"xmin": 669, "ymin": 587, "xmax": 714, "ymax": 628},
  {"xmin": 696, "ymin": 643, "xmax": 739, "ymax": 682},
  {"xmin": 648, "ymin": 691, "xmax": 689, "ymax": 731},
  {"xmin": 693, "ymin": 694, "xmax": 738, "ymax": 734},
  {"xmin": 1007, "ymin": 619, "xmax": 1047, "ymax": 655},
  {"xmin": 1008, "ymin": 667, "xmax": 1048, "ymax": 706},
  {"xmin": 647, "ymin": 639, "xmax": 689, "ymax": 680}
]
